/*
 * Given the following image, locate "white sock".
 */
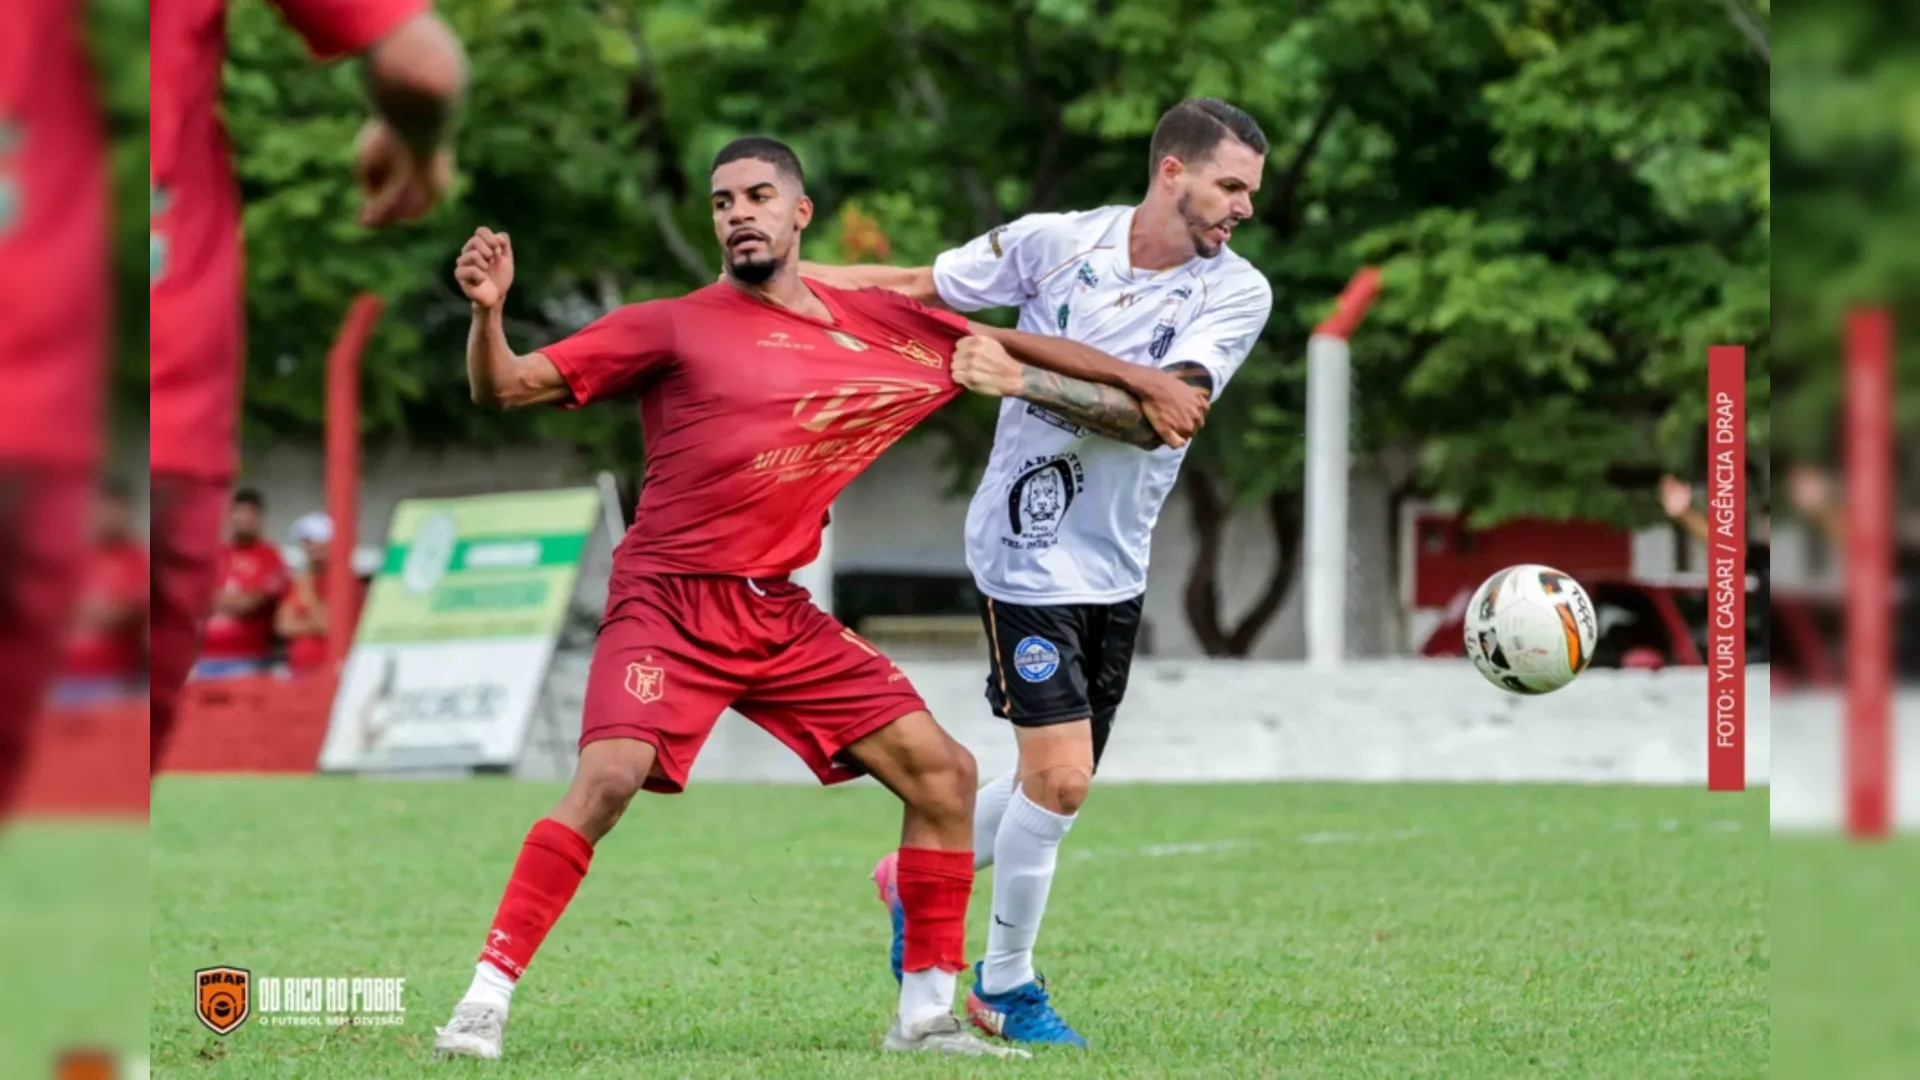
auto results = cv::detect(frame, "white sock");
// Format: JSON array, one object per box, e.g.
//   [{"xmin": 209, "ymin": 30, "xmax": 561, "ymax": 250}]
[
  {"xmin": 897, "ymin": 967, "xmax": 957, "ymax": 1028},
  {"xmin": 461, "ymin": 961, "xmax": 516, "ymax": 1013},
  {"xmin": 972, "ymin": 771, "xmax": 1017, "ymax": 871},
  {"xmin": 980, "ymin": 789, "xmax": 1075, "ymax": 995}
]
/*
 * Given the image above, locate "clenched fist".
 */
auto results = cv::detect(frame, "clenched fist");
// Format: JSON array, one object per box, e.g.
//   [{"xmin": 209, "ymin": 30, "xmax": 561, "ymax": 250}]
[
  {"xmin": 355, "ymin": 119, "xmax": 455, "ymax": 227},
  {"xmin": 455, "ymin": 227, "xmax": 514, "ymax": 310},
  {"xmin": 950, "ymin": 335, "xmax": 1025, "ymax": 398}
]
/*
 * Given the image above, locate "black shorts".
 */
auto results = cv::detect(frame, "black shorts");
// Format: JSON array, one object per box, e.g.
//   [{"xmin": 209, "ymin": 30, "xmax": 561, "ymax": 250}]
[{"xmin": 978, "ymin": 594, "xmax": 1144, "ymax": 766}]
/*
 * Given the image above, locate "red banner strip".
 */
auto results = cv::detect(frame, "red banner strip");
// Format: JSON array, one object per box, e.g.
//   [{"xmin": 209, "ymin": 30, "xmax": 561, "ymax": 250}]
[{"xmin": 1706, "ymin": 346, "xmax": 1746, "ymax": 792}]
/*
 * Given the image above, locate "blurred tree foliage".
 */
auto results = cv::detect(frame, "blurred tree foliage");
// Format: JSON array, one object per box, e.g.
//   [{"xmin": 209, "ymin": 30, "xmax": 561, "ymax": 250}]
[
  {"xmin": 131, "ymin": 0, "xmax": 1769, "ymax": 653},
  {"xmin": 1772, "ymin": 0, "xmax": 1920, "ymax": 482}
]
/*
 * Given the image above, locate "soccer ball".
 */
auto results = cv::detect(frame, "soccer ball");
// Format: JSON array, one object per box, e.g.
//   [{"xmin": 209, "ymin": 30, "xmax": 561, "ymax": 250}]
[{"xmin": 1462, "ymin": 564, "xmax": 1599, "ymax": 695}]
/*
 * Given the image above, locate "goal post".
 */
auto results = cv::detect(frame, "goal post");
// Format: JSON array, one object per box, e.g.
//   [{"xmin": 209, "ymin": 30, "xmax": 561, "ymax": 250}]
[
  {"xmin": 1845, "ymin": 307, "xmax": 1893, "ymax": 839},
  {"xmin": 1305, "ymin": 267, "xmax": 1382, "ymax": 669}
]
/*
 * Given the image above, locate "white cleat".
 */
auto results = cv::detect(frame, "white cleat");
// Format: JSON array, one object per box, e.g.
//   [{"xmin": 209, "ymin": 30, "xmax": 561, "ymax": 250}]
[
  {"xmin": 433, "ymin": 1001, "xmax": 506, "ymax": 1060},
  {"xmin": 883, "ymin": 1012, "xmax": 1032, "ymax": 1058}
]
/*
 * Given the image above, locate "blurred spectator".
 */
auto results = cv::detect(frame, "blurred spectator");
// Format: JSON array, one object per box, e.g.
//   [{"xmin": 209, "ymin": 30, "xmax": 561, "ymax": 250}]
[
  {"xmin": 49, "ymin": 479, "xmax": 148, "ymax": 707},
  {"xmin": 1784, "ymin": 464, "xmax": 1920, "ymax": 680},
  {"xmin": 1659, "ymin": 473, "xmax": 1770, "ymax": 650},
  {"xmin": 192, "ymin": 488, "xmax": 287, "ymax": 680},
  {"xmin": 275, "ymin": 512, "xmax": 334, "ymax": 676}
]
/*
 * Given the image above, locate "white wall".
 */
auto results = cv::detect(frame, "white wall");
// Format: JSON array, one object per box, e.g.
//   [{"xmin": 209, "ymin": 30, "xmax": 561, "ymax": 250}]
[{"xmin": 521, "ymin": 657, "xmax": 1779, "ymax": 793}]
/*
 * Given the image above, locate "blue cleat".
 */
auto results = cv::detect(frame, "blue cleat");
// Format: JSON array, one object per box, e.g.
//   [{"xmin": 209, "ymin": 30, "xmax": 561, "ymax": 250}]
[
  {"xmin": 872, "ymin": 852, "xmax": 905, "ymax": 984},
  {"xmin": 965, "ymin": 962, "xmax": 1088, "ymax": 1048}
]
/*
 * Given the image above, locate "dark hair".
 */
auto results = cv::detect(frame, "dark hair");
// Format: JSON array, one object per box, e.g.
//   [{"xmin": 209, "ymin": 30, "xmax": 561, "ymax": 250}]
[
  {"xmin": 232, "ymin": 487, "xmax": 265, "ymax": 509},
  {"xmin": 98, "ymin": 476, "xmax": 132, "ymax": 502},
  {"xmin": 710, "ymin": 136, "xmax": 805, "ymax": 190},
  {"xmin": 1147, "ymin": 99, "xmax": 1269, "ymax": 178}
]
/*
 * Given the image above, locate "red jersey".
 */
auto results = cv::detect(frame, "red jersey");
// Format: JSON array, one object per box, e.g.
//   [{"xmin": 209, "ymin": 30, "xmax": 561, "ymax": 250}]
[
  {"xmin": 543, "ymin": 282, "xmax": 970, "ymax": 585},
  {"xmin": 61, "ymin": 542, "xmax": 150, "ymax": 679},
  {"xmin": 199, "ymin": 540, "xmax": 290, "ymax": 661},
  {"xmin": 281, "ymin": 568, "xmax": 330, "ymax": 672},
  {"xmin": 0, "ymin": 0, "xmax": 108, "ymax": 465},
  {"xmin": 150, "ymin": 0, "xmax": 424, "ymax": 479}
]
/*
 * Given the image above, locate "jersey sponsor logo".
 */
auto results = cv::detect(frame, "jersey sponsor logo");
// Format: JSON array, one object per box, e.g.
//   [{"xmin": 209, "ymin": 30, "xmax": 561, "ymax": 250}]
[
  {"xmin": 1003, "ymin": 453, "xmax": 1084, "ymax": 551},
  {"xmin": 195, "ymin": 966, "xmax": 252, "ymax": 1036},
  {"xmin": 825, "ymin": 330, "xmax": 869, "ymax": 352},
  {"xmin": 756, "ymin": 331, "xmax": 814, "ymax": 350},
  {"xmin": 988, "ymin": 225, "xmax": 1009, "ymax": 258},
  {"xmin": 1147, "ymin": 323, "xmax": 1177, "ymax": 361},
  {"xmin": 1055, "ymin": 303, "xmax": 1070, "ymax": 332},
  {"xmin": 1025, "ymin": 402, "xmax": 1090, "ymax": 438},
  {"xmin": 886, "ymin": 335, "xmax": 945, "ymax": 369},
  {"xmin": 625, "ymin": 661, "xmax": 665, "ymax": 704},
  {"xmin": 1012, "ymin": 636, "xmax": 1061, "ymax": 682}
]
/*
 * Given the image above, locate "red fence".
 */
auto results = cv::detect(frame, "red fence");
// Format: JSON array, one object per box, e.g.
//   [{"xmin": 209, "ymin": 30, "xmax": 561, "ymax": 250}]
[{"xmin": 16, "ymin": 674, "xmax": 338, "ymax": 818}]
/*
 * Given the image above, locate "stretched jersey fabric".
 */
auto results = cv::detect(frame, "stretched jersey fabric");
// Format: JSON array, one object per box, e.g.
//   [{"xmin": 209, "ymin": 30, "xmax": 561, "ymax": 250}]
[
  {"xmin": 934, "ymin": 205, "xmax": 1273, "ymax": 605},
  {"xmin": 542, "ymin": 281, "xmax": 971, "ymax": 585}
]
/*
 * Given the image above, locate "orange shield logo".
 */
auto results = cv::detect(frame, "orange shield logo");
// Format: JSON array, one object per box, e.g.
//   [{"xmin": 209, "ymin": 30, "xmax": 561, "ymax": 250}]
[
  {"xmin": 625, "ymin": 663, "xmax": 665, "ymax": 704},
  {"xmin": 195, "ymin": 966, "xmax": 251, "ymax": 1036}
]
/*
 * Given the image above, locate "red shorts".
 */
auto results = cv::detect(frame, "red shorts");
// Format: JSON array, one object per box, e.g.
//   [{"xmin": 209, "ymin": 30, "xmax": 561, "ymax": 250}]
[{"xmin": 581, "ymin": 575, "xmax": 927, "ymax": 794}]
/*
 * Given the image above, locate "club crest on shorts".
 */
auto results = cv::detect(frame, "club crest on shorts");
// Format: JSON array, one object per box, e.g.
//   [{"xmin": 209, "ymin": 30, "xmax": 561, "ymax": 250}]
[
  {"xmin": 195, "ymin": 966, "xmax": 252, "ymax": 1036},
  {"xmin": 625, "ymin": 662, "xmax": 665, "ymax": 704},
  {"xmin": 1013, "ymin": 637, "xmax": 1060, "ymax": 682}
]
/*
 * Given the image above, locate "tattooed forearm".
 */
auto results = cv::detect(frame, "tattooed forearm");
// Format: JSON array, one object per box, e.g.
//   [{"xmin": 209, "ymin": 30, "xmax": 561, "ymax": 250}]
[{"xmin": 1016, "ymin": 368, "xmax": 1165, "ymax": 449}]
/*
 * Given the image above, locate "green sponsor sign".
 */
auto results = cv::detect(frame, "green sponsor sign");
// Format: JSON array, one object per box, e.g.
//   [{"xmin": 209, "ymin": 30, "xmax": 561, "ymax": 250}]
[{"xmin": 356, "ymin": 488, "xmax": 601, "ymax": 644}]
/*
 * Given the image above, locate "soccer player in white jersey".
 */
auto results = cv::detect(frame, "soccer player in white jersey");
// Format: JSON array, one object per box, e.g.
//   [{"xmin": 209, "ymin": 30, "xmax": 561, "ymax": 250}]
[{"xmin": 803, "ymin": 98, "xmax": 1274, "ymax": 1047}]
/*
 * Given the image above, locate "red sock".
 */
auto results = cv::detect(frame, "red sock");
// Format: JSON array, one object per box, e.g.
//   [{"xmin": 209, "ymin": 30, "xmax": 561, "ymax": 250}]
[
  {"xmin": 478, "ymin": 818, "xmax": 595, "ymax": 979},
  {"xmin": 897, "ymin": 847, "xmax": 973, "ymax": 974}
]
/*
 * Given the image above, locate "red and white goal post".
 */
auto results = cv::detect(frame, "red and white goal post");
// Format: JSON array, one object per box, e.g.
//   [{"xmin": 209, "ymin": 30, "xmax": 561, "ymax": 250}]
[{"xmin": 1304, "ymin": 267, "xmax": 1382, "ymax": 669}]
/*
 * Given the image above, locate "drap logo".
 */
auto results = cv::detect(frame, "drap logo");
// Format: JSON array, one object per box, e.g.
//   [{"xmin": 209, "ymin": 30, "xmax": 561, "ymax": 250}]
[{"xmin": 195, "ymin": 967, "xmax": 251, "ymax": 1036}]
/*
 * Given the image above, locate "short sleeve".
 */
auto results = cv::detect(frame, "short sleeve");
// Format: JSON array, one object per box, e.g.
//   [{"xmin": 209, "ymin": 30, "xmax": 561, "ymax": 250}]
[
  {"xmin": 541, "ymin": 301, "xmax": 679, "ymax": 408},
  {"xmin": 1165, "ymin": 276, "xmax": 1273, "ymax": 396},
  {"xmin": 268, "ymin": 0, "xmax": 428, "ymax": 60},
  {"xmin": 931, "ymin": 212, "xmax": 1081, "ymax": 312}
]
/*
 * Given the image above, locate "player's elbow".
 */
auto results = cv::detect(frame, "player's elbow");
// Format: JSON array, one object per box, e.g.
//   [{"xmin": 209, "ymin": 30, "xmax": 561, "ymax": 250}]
[
  {"xmin": 364, "ymin": 14, "xmax": 468, "ymax": 116},
  {"xmin": 908, "ymin": 267, "xmax": 946, "ymax": 307}
]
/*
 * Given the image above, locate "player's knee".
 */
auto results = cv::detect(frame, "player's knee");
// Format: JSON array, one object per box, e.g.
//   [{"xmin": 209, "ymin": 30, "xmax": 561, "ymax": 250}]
[
  {"xmin": 911, "ymin": 737, "xmax": 977, "ymax": 824},
  {"xmin": 565, "ymin": 751, "xmax": 652, "ymax": 834},
  {"xmin": 1023, "ymin": 765, "xmax": 1093, "ymax": 816}
]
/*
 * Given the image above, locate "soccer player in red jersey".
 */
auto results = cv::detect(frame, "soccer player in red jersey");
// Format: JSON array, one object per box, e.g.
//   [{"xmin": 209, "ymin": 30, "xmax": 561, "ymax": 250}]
[
  {"xmin": 431, "ymin": 137, "xmax": 1210, "ymax": 1060},
  {"xmin": 0, "ymin": 0, "xmax": 110, "ymax": 816},
  {"xmin": 149, "ymin": 0, "xmax": 467, "ymax": 773}
]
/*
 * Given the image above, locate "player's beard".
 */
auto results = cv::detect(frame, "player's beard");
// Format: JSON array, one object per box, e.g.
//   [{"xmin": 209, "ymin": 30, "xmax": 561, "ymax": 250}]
[
  {"xmin": 1177, "ymin": 191, "xmax": 1234, "ymax": 259},
  {"xmin": 727, "ymin": 252, "xmax": 779, "ymax": 285}
]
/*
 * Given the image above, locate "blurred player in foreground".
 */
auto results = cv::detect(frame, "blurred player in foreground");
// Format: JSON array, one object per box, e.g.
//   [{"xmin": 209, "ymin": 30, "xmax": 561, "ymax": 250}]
[
  {"xmin": 431, "ymin": 136, "xmax": 1209, "ymax": 1061},
  {"xmin": 0, "ymin": 0, "xmax": 110, "ymax": 816},
  {"xmin": 149, "ymin": 0, "xmax": 467, "ymax": 772},
  {"xmin": 805, "ymin": 98, "xmax": 1274, "ymax": 1046}
]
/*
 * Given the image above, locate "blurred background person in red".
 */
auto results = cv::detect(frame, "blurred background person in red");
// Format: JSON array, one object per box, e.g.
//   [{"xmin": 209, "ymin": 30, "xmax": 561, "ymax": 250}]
[
  {"xmin": 150, "ymin": 0, "xmax": 467, "ymax": 768},
  {"xmin": 275, "ymin": 511, "xmax": 335, "ymax": 676},
  {"xmin": 190, "ymin": 489, "xmax": 287, "ymax": 681},
  {"xmin": 50, "ymin": 478, "xmax": 149, "ymax": 708},
  {"xmin": 0, "ymin": 0, "xmax": 110, "ymax": 811}
]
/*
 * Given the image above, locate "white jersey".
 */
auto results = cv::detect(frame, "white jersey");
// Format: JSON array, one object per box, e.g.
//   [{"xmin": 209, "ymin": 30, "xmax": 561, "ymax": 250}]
[{"xmin": 933, "ymin": 205, "xmax": 1273, "ymax": 605}]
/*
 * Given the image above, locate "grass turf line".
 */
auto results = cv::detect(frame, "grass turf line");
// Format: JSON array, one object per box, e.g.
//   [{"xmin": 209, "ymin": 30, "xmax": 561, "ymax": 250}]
[{"xmin": 151, "ymin": 777, "xmax": 1767, "ymax": 1078}]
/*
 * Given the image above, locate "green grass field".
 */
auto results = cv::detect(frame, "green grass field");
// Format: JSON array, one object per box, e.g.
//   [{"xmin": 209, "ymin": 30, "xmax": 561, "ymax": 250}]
[{"xmin": 149, "ymin": 777, "xmax": 1771, "ymax": 1079}]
